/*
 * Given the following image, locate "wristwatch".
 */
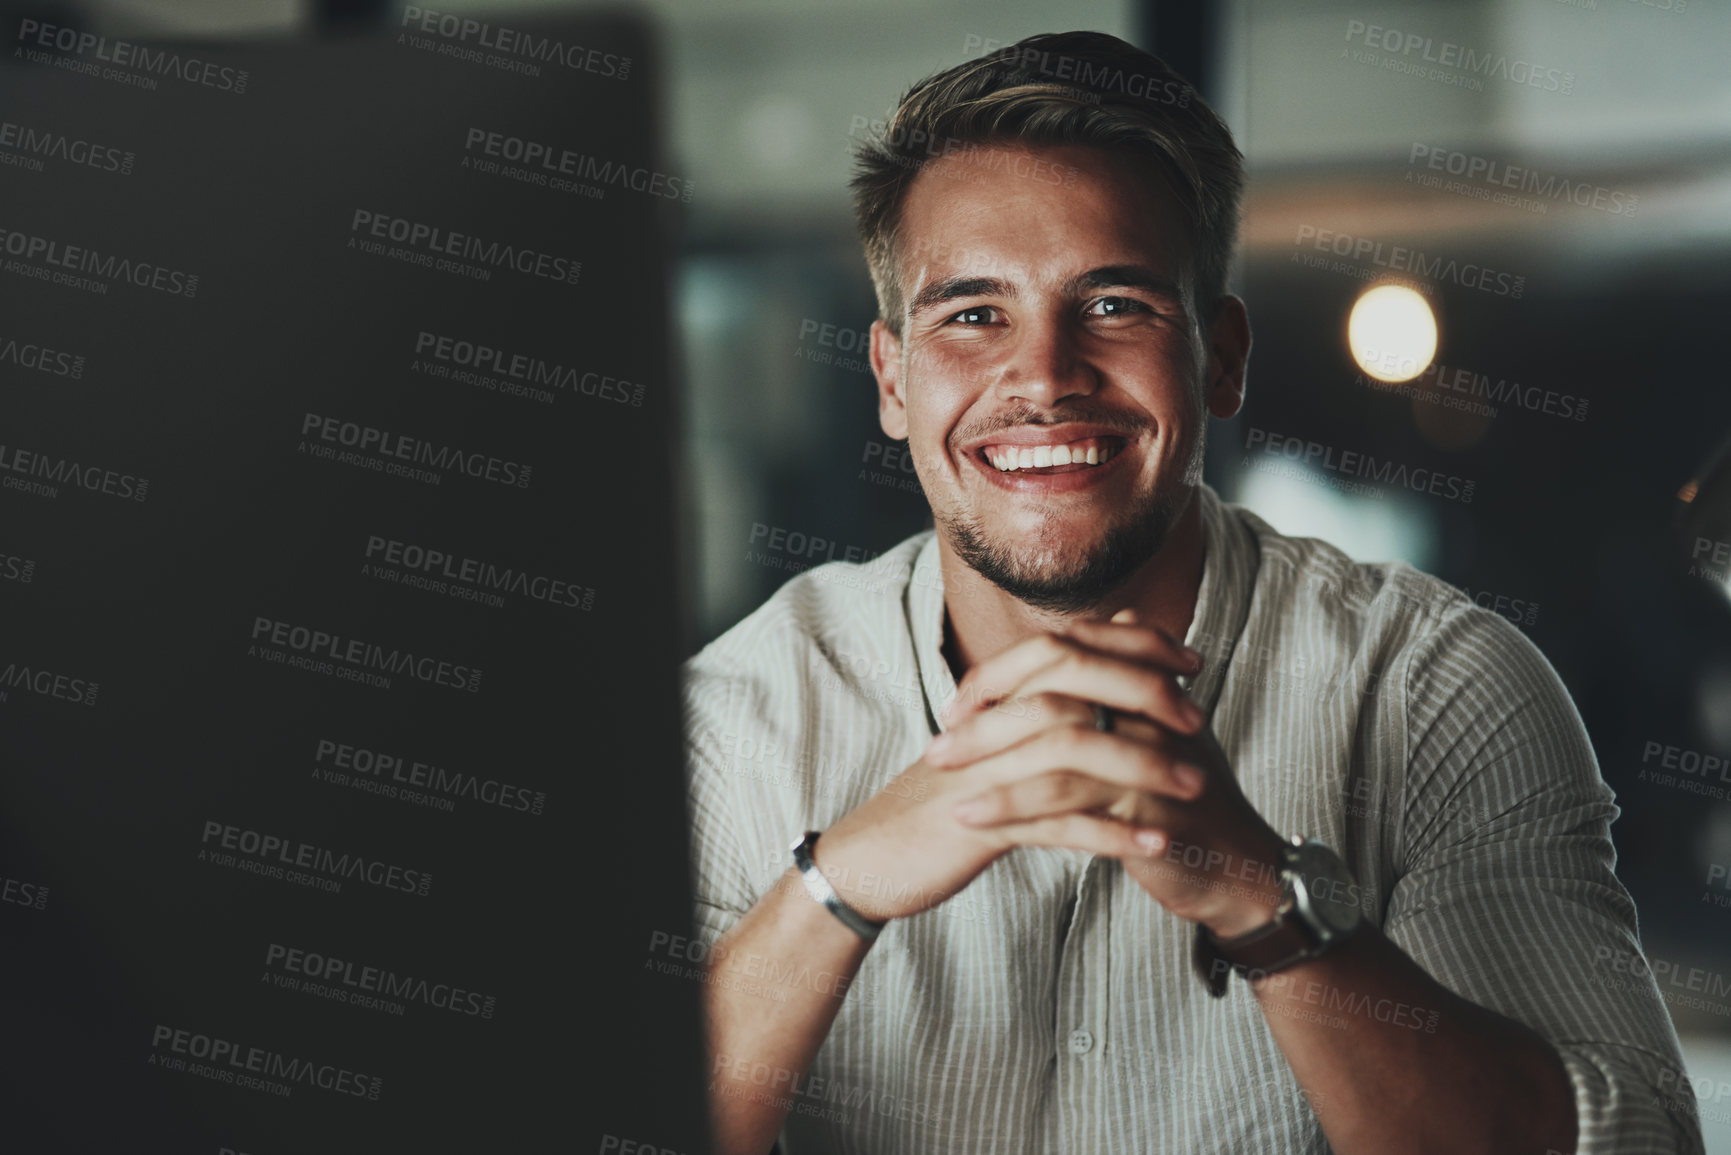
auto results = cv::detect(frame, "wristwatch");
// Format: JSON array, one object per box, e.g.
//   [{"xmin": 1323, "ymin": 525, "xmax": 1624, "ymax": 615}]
[
  {"xmin": 1192, "ymin": 835, "xmax": 1363, "ymax": 998},
  {"xmin": 790, "ymin": 830, "xmax": 885, "ymax": 942}
]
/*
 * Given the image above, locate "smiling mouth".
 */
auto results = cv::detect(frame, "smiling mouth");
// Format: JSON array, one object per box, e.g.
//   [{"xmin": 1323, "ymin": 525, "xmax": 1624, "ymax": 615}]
[{"xmin": 977, "ymin": 435, "xmax": 1125, "ymax": 474}]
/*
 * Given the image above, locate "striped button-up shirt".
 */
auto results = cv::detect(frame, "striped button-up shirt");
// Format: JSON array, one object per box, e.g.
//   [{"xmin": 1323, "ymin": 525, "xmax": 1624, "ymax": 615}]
[{"xmin": 682, "ymin": 482, "xmax": 1703, "ymax": 1153}]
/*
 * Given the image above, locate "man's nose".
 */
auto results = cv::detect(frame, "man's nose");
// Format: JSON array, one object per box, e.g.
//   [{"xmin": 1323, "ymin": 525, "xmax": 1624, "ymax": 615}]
[{"xmin": 992, "ymin": 318, "xmax": 1098, "ymax": 407}]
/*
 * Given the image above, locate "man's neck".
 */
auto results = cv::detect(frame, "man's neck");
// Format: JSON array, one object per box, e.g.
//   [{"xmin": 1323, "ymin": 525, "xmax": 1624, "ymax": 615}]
[{"xmin": 937, "ymin": 487, "xmax": 1207, "ymax": 683}]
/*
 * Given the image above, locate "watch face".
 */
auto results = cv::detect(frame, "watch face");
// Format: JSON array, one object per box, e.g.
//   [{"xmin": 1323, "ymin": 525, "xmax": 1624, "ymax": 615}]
[{"xmin": 1287, "ymin": 841, "xmax": 1363, "ymax": 935}]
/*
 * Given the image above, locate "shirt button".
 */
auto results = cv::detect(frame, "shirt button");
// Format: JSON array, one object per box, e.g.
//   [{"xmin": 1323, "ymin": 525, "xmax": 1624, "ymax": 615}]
[{"xmin": 1068, "ymin": 1029, "xmax": 1094, "ymax": 1055}]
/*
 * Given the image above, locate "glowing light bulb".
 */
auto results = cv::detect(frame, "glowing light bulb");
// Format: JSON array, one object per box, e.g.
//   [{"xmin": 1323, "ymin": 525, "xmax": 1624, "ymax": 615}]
[{"xmin": 1349, "ymin": 285, "xmax": 1437, "ymax": 383}]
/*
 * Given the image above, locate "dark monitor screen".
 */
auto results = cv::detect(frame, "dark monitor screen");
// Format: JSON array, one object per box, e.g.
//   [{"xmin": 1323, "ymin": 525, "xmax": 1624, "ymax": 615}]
[{"xmin": 0, "ymin": 13, "xmax": 710, "ymax": 1153}]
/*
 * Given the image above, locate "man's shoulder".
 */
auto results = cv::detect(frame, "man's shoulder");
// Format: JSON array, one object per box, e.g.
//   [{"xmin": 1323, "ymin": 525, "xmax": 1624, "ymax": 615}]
[
  {"xmin": 1221, "ymin": 496, "xmax": 1595, "ymax": 803},
  {"xmin": 684, "ymin": 528, "xmax": 935, "ymax": 687},
  {"xmin": 1222, "ymin": 497, "xmax": 1512, "ymax": 652}
]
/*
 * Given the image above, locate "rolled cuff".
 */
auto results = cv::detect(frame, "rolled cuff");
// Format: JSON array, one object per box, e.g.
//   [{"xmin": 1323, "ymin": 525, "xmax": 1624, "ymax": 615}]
[{"xmin": 1555, "ymin": 1040, "xmax": 1705, "ymax": 1155}]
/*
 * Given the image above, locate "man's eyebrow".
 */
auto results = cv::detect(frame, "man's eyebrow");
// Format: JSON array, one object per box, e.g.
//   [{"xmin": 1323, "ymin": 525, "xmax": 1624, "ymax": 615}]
[
  {"xmin": 1067, "ymin": 265, "xmax": 1184, "ymax": 300},
  {"xmin": 907, "ymin": 276, "xmax": 1014, "ymax": 317},
  {"xmin": 906, "ymin": 266, "xmax": 1183, "ymax": 319}
]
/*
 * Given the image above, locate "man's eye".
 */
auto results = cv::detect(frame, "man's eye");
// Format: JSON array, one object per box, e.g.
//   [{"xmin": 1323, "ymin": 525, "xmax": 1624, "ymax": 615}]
[
  {"xmin": 1087, "ymin": 297, "xmax": 1148, "ymax": 317},
  {"xmin": 948, "ymin": 306, "xmax": 999, "ymax": 325}
]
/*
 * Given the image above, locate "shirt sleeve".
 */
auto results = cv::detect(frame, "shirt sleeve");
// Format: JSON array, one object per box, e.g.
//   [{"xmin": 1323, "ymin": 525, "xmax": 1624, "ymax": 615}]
[
  {"xmin": 1383, "ymin": 602, "xmax": 1705, "ymax": 1155},
  {"xmin": 681, "ymin": 658, "xmax": 766, "ymax": 949}
]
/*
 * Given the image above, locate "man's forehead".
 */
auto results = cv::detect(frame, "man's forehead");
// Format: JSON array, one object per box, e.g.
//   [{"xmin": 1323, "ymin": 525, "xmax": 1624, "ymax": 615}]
[
  {"xmin": 893, "ymin": 143, "xmax": 1192, "ymax": 298},
  {"xmin": 904, "ymin": 256, "xmax": 1186, "ymax": 292}
]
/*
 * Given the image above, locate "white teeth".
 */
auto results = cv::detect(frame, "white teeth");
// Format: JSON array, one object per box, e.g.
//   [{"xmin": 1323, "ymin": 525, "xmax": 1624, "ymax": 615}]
[{"xmin": 984, "ymin": 440, "xmax": 1116, "ymax": 473}]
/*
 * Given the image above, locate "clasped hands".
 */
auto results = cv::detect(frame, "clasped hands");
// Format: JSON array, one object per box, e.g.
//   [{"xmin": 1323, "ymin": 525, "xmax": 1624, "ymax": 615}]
[{"xmin": 925, "ymin": 609, "xmax": 1286, "ymax": 938}]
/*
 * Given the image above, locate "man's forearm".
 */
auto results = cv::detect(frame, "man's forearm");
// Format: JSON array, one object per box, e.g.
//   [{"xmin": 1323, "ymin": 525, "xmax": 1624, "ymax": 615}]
[
  {"xmin": 702, "ymin": 866, "xmax": 874, "ymax": 1155},
  {"xmin": 1242, "ymin": 921, "xmax": 1577, "ymax": 1155}
]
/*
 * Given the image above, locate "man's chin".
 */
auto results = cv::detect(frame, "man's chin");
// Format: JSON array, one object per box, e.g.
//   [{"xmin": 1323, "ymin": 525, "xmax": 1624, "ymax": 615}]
[{"xmin": 946, "ymin": 510, "xmax": 1174, "ymax": 615}]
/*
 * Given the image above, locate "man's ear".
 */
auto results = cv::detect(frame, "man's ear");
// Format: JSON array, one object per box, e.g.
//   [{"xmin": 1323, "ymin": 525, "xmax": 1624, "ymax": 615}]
[
  {"xmin": 1203, "ymin": 294, "xmax": 1251, "ymax": 420},
  {"xmin": 870, "ymin": 319, "xmax": 908, "ymax": 440}
]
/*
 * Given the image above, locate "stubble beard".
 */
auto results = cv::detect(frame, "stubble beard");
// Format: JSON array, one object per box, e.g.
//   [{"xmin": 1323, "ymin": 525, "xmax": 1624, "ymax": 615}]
[
  {"xmin": 940, "ymin": 468, "xmax": 1192, "ymax": 616},
  {"xmin": 913, "ymin": 357, "xmax": 1210, "ymax": 615}
]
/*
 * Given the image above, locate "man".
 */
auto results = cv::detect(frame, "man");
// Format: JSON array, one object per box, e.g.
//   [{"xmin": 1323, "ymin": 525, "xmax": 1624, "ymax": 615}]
[{"xmin": 683, "ymin": 31, "xmax": 1703, "ymax": 1155}]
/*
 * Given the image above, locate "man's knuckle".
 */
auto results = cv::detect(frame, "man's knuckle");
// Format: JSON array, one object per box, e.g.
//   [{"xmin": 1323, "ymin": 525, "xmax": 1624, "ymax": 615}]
[
  {"xmin": 1154, "ymin": 678, "xmax": 1188, "ymax": 716},
  {"xmin": 1121, "ymin": 671, "xmax": 1156, "ymax": 711},
  {"xmin": 1131, "ymin": 629, "xmax": 1166, "ymax": 656},
  {"xmin": 1041, "ymin": 773, "xmax": 1079, "ymax": 806}
]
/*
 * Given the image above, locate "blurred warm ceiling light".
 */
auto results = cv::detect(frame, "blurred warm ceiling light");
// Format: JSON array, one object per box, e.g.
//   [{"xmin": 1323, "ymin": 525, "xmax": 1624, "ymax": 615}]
[{"xmin": 1348, "ymin": 284, "xmax": 1437, "ymax": 383}]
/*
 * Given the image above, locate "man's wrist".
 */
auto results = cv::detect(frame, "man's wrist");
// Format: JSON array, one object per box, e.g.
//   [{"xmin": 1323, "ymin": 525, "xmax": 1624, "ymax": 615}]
[
  {"xmin": 1195, "ymin": 835, "xmax": 1366, "ymax": 998},
  {"xmin": 1197, "ymin": 831, "xmax": 1288, "ymax": 938},
  {"xmin": 791, "ymin": 830, "xmax": 887, "ymax": 941}
]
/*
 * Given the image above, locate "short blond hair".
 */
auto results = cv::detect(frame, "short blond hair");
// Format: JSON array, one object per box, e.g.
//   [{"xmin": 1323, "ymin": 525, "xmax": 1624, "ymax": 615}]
[{"xmin": 849, "ymin": 31, "xmax": 1244, "ymax": 335}]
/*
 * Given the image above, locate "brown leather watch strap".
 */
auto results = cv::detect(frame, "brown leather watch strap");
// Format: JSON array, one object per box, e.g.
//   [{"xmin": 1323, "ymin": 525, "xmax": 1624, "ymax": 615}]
[
  {"xmin": 1210, "ymin": 913, "xmax": 1318, "ymax": 975},
  {"xmin": 1194, "ymin": 906, "xmax": 1322, "ymax": 997}
]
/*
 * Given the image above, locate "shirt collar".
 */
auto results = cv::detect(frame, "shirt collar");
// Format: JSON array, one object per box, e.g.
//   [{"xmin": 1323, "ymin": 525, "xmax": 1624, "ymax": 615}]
[{"xmin": 906, "ymin": 482, "xmax": 1259, "ymax": 736}]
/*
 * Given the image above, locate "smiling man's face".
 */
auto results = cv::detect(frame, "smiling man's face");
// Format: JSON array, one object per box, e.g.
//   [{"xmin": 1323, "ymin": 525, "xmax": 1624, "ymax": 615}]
[{"xmin": 869, "ymin": 141, "xmax": 1245, "ymax": 614}]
